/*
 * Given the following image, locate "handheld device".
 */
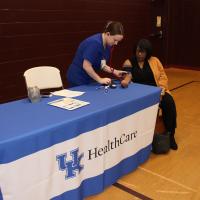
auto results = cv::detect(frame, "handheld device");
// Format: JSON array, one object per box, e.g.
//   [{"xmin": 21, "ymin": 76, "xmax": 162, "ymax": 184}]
[
  {"xmin": 110, "ymin": 83, "xmax": 117, "ymax": 88},
  {"xmin": 109, "ymin": 80, "xmax": 117, "ymax": 89}
]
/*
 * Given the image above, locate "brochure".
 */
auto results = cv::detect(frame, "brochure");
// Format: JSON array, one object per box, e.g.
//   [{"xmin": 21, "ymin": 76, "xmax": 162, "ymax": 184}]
[
  {"xmin": 51, "ymin": 89, "xmax": 85, "ymax": 98},
  {"xmin": 48, "ymin": 98, "xmax": 89, "ymax": 110}
]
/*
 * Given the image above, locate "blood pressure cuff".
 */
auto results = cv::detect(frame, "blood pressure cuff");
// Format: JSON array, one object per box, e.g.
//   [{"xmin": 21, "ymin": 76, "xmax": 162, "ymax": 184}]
[{"xmin": 122, "ymin": 66, "xmax": 132, "ymax": 73}]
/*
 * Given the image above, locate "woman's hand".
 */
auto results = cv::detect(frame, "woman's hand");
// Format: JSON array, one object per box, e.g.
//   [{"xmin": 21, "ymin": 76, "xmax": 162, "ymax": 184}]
[
  {"xmin": 160, "ymin": 87, "xmax": 166, "ymax": 96},
  {"xmin": 160, "ymin": 87, "xmax": 166, "ymax": 100},
  {"xmin": 121, "ymin": 79, "xmax": 129, "ymax": 88},
  {"xmin": 99, "ymin": 78, "xmax": 112, "ymax": 85}
]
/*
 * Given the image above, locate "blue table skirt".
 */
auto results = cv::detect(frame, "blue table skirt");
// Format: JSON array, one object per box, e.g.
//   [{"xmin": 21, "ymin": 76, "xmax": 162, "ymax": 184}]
[{"xmin": 52, "ymin": 145, "xmax": 152, "ymax": 200}]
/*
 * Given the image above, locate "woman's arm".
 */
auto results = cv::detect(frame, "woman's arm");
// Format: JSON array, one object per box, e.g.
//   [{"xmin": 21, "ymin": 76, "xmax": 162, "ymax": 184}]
[
  {"xmin": 153, "ymin": 57, "xmax": 169, "ymax": 93},
  {"xmin": 102, "ymin": 64, "xmax": 127, "ymax": 78},
  {"xmin": 120, "ymin": 59, "xmax": 133, "ymax": 88},
  {"xmin": 83, "ymin": 59, "xmax": 111, "ymax": 85}
]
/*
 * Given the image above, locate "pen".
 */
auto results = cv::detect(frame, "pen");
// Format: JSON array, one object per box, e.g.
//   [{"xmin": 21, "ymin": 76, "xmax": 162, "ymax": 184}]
[{"xmin": 41, "ymin": 94, "xmax": 53, "ymax": 98}]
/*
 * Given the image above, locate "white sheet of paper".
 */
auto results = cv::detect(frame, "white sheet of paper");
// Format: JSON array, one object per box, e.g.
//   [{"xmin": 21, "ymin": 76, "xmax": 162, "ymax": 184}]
[
  {"xmin": 48, "ymin": 98, "xmax": 90, "ymax": 110},
  {"xmin": 51, "ymin": 89, "xmax": 85, "ymax": 98}
]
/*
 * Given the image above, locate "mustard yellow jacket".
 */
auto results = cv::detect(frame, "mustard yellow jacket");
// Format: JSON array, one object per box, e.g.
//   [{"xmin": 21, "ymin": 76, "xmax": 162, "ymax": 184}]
[{"xmin": 148, "ymin": 56, "xmax": 170, "ymax": 93}]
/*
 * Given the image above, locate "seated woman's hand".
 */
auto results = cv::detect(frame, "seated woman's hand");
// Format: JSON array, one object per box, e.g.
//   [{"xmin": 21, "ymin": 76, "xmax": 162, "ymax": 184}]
[{"xmin": 121, "ymin": 79, "xmax": 129, "ymax": 88}]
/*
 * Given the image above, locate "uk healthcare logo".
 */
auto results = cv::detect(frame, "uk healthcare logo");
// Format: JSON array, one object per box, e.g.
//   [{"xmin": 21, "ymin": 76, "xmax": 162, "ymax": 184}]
[{"xmin": 56, "ymin": 148, "xmax": 84, "ymax": 179}]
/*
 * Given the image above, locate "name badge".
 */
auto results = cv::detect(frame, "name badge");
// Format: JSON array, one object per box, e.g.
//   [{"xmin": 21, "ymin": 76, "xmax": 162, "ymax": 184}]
[{"xmin": 101, "ymin": 59, "xmax": 106, "ymax": 69}]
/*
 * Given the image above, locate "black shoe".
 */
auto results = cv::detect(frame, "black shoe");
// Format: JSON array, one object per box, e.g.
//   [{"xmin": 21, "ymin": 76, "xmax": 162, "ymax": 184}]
[{"xmin": 170, "ymin": 134, "xmax": 178, "ymax": 150}]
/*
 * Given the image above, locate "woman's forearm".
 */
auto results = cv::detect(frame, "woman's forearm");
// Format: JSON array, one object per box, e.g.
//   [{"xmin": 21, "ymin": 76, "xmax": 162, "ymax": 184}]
[
  {"xmin": 102, "ymin": 65, "xmax": 115, "ymax": 74},
  {"xmin": 83, "ymin": 60, "xmax": 102, "ymax": 82}
]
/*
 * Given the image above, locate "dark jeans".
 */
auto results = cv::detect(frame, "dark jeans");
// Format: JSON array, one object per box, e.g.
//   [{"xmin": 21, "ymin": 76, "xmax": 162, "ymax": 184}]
[{"xmin": 159, "ymin": 92, "xmax": 177, "ymax": 134}]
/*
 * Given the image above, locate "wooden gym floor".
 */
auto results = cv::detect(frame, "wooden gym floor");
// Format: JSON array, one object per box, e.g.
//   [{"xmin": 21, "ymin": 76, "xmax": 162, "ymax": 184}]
[{"xmin": 86, "ymin": 68, "xmax": 200, "ymax": 200}]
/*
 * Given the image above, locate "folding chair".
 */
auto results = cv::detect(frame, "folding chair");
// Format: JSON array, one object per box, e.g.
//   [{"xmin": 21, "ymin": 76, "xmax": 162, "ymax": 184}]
[{"xmin": 24, "ymin": 66, "xmax": 63, "ymax": 93}]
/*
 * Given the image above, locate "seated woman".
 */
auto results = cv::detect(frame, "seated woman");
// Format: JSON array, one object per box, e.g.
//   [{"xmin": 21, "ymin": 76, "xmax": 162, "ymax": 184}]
[{"xmin": 121, "ymin": 39, "xmax": 178, "ymax": 150}]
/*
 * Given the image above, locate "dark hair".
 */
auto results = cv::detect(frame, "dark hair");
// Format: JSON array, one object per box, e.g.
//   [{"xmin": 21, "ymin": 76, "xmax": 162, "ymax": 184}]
[
  {"xmin": 104, "ymin": 21, "xmax": 124, "ymax": 36},
  {"xmin": 136, "ymin": 39, "xmax": 152, "ymax": 59}
]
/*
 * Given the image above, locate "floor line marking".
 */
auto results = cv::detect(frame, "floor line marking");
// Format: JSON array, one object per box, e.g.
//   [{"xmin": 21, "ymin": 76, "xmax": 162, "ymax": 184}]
[
  {"xmin": 117, "ymin": 180, "xmax": 138, "ymax": 189},
  {"xmin": 170, "ymin": 80, "xmax": 200, "ymax": 92},
  {"xmin": 113, "ymin": 182, "xmax": 153, "ymax": 200},
  {"xmin": 157, "ymin": 190, "xmax": 191, "ymax": 194},
  {"xmin": 139, "ymin": 167, "xmax": 197, "ymax": 192}
]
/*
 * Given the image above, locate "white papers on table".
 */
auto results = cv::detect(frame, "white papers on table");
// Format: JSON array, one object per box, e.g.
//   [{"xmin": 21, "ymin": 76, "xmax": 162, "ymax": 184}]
[
  {"xmin": 48, "ymin": 98, "xmax": 90, "ymax": 110},
  {"xmin": 51, "ymin": 89, "xmax": 85, "ymax": 98}
]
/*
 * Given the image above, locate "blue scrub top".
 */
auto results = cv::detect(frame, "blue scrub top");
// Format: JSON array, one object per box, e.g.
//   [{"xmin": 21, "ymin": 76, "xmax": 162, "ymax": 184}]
[{"xmin": 67, "ymin": 33, "xmax": 111, "ymax": 87}]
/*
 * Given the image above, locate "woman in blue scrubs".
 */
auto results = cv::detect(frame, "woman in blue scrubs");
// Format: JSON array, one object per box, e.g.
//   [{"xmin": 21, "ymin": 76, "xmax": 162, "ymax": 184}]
[{"xmin": 67, "ymin": 21, "xmax": 126, "ymax": 87}]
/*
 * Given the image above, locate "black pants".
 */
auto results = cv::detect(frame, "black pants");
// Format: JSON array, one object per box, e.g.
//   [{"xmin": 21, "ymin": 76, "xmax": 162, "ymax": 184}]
[{"xmin": 159, "ymin": 92, "xmax": 177, "ymax": 134}]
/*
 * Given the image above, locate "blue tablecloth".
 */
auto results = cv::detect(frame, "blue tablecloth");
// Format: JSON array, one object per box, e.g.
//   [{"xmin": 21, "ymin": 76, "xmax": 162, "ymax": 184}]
[{"xmin": 0, "ymin": 83, "xmax": 161, "ymax": 200}]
